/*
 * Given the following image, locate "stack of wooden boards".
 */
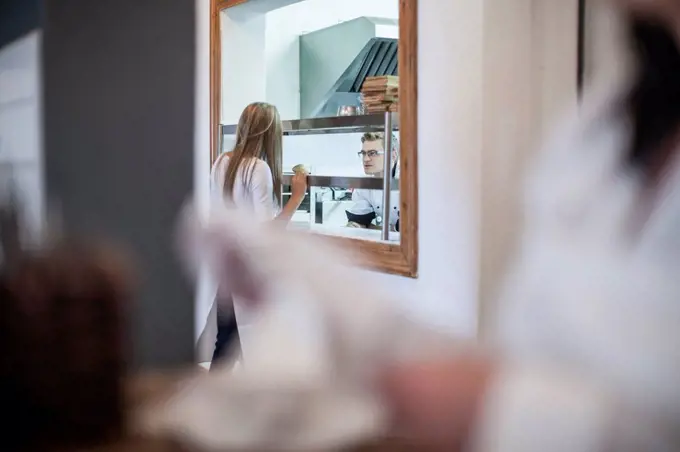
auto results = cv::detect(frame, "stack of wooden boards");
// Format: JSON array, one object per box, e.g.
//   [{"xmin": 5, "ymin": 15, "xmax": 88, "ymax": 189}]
[{"xmin": 360, "ymin": 76, "xmax": 399, "ymax": 114}]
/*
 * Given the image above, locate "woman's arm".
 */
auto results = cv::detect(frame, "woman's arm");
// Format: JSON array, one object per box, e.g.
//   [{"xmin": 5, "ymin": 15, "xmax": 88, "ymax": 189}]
[
  {"xmin": 276, "ymin": 172, "xmax": 306, "ymax": 223},
  {"xmin": 250, "ymin": 162, "xmax": 306, "ymax": 224}
]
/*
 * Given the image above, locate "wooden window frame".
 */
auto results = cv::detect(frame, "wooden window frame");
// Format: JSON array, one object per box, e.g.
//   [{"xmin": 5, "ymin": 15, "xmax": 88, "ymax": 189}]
[{"xmin": 210, "ymin": 0, "xmax": 419, "ymax": 277}]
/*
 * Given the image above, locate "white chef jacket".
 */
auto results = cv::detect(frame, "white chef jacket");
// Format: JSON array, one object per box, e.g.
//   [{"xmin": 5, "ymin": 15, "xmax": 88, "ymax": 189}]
[
  {"xmin": 347, "ymin": 188, "xmax": 400, "ymax": 230},
  {"xmin": 471, "ymin": 73, "xmax": 680, "ymax": 451}
]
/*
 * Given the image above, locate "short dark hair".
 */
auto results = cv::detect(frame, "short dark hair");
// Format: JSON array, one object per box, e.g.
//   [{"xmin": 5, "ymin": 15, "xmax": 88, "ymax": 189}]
[{"xmin": 626, "ymin": 18, "xmax": 680, "ymax": 184}]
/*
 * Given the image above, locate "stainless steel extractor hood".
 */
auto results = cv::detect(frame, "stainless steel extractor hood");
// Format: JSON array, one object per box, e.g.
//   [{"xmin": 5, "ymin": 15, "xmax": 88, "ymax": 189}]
[{"xmin": 299, "ymin": 17, "xmax": 398, "ymax": 118}]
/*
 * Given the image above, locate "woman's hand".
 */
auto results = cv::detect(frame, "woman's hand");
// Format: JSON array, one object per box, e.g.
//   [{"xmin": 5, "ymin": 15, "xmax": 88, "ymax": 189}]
[
  {"xmin": 377, "ymin": 354, "xmax": 496, "ymax": 450},
  {"xmin": 277, "ymin": 171, "xmax": 308, "ymax": 222},
  {"xmin": 290, "ymin": 172, "xmax": 308, "ymax": 201}
]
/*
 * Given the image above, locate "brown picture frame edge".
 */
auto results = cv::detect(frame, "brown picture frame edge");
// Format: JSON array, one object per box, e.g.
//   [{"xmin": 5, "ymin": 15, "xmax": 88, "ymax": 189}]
[{"xmin": 210, "ymin": 0, "xmax": 418, "ymax": 278}]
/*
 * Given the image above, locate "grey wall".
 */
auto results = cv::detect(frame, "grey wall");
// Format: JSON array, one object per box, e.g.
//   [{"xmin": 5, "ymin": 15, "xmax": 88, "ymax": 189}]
[
  {"xmin": 0, "ymin": 0, "xmax": 42, "ymax": 48},
  {"xmin": 42, "ymin": 0, "xmax": 196, "ymax": 369}
]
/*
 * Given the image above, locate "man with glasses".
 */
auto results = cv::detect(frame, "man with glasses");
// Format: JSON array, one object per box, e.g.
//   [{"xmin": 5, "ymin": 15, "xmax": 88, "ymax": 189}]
[{"xmin": 345, "ymin": 132, "xmax": 400, "ymax": 232}]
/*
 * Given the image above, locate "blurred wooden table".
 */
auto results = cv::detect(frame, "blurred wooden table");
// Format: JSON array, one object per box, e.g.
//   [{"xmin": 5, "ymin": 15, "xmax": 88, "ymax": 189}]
[{"xmin": 84, "ymin": 372, "xmax": 433, "ymax": 452}]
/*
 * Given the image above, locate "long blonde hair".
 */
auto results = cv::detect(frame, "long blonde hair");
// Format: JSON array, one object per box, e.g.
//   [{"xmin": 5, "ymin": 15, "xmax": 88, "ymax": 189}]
[{"xmin": 224, "ymin": 102, "xmax": 283, "ymax": 205}]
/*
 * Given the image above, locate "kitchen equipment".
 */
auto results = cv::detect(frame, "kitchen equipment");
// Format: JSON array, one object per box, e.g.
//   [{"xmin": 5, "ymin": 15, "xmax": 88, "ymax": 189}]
[
  {"xmin": 302, "ymin": 31, "xmax": 398, "ymax": 119},
  {"xmin": 337, "ymin": 105, "xmax": 358, "ymax": 116}
]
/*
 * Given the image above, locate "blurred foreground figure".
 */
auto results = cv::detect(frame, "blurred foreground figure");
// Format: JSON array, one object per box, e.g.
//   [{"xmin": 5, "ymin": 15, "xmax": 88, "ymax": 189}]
[
  {"xmin": 0, "ymin": 241, "xmax": 131, "ymax": 451},
  {"xmin": 381, "ymin": 1, "xmax": 680, "ymax": 451},
  {"xmin": 160, "ymin": 5, "xmax": 680, "ymax": 446},
  {"xmin": 148, "ymin": 202, "xmax": 459, "ymax": 450}
]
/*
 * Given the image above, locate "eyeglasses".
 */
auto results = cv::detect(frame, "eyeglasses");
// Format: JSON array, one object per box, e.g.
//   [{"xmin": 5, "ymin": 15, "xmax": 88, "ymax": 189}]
[{"xmin": 357, "ymin": 150, "xmax": 384, "ymax": 158}]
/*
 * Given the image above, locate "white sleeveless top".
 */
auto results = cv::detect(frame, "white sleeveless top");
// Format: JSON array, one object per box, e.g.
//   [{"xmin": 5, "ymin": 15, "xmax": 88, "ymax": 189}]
[
  {"xmin": 210, "ymin": 154, "xmax": 278, "ymax": 221},
  {"xmin": 209, "ymin": 154, "xmax": 279, "ymax": 342}
]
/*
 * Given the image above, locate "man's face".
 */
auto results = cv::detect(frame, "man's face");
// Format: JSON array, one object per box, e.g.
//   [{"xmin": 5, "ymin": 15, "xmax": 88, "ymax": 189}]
[{"xmin": 361, "ymin": 140, "xmax": 385, "ymax": 175}]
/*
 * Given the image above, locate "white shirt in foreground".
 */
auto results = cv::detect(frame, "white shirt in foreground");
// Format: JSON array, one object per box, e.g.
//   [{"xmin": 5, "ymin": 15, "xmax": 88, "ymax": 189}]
[
  {"xmin": 166, "ymin": 80, "xmax": 680, "ymax": 451},
  {"xmin": 471, "ymin": 76, "xmax": 680, "ymax": 451}
]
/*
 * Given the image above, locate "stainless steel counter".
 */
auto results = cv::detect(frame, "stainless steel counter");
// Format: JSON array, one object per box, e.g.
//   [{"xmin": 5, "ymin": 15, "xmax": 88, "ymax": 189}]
[{"xmin": 282, "ymin": 174, "xmax": 397, "ymax": 190}]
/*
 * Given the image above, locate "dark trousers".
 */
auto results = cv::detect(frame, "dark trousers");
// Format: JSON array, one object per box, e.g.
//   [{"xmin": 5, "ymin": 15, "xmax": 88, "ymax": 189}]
[{"xmin": 210, "ymin": 297, "xmax": 241, "ymax": 368}]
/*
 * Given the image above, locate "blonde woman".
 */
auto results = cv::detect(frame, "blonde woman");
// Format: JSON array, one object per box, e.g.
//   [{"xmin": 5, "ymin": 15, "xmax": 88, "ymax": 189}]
[{"xmin": 209, "ymin": 102, "xmax": 306, "ymax": 366}]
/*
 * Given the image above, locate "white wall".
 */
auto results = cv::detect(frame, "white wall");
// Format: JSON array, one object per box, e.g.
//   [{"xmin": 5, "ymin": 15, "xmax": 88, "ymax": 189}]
[
  {"xmin": 369, "ymin": 0, "xmax": 578, "ymax": 336},
  {"xmin": 218, "ymin": 0, "xmax": 311, "ymax": 124},
  {"xmin": 222, "ymin": 132, "xmax": 367, "ymax": 176},
  {"xmin": 584, "ymin": 0, "xmax": 629, "ymax": 88},
  {"xmin": 283, "ymin": 134, "xmax": 365, "ymax": 176},
  {"xmin": 220, "ymin": 11, "xmax": 267, "ymax": 124},
  {"xmin": 369, "ymin": 0, "xmax": 486, "ymax": 335},
  {"xmin": 200, "ymin": 0, "xmax": 581, "ymax": 341},
  {"xmin": 0, "ymin": 31, "xmax": 44, "ymax": 245},
  {"xmin": 477, "ymin": 0, "xmax": 579, "ymax": 336}
]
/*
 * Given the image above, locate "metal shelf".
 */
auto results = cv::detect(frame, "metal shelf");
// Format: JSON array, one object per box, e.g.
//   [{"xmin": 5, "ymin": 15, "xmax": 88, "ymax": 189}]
[
  {"xmin": 220, "ymin": 113, "xmax": 399, "ymax": 137},
  {"xmin": 282, "ymin": 174, "xmax": 395, "ymax": 190}
]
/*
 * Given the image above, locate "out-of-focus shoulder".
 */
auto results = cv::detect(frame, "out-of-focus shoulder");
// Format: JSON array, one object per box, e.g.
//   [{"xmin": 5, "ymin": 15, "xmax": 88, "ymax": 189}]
[
  {"xmin": 530, "ymin": 76, "xmax": 629, "ymax": 175},
  {"xmin": 521, "ymin": 76, "xmax": 632, "ymax": 216}
]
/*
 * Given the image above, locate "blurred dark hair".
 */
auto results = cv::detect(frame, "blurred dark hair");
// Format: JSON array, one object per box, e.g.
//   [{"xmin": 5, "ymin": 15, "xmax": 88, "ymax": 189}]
[
  {"xmin": 0, "ymin": 244, "xmax": 131, "ymax": 451},
  {"xmin": 626, "ymin": 17, "xmax": 680, "ymax": 183}
]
